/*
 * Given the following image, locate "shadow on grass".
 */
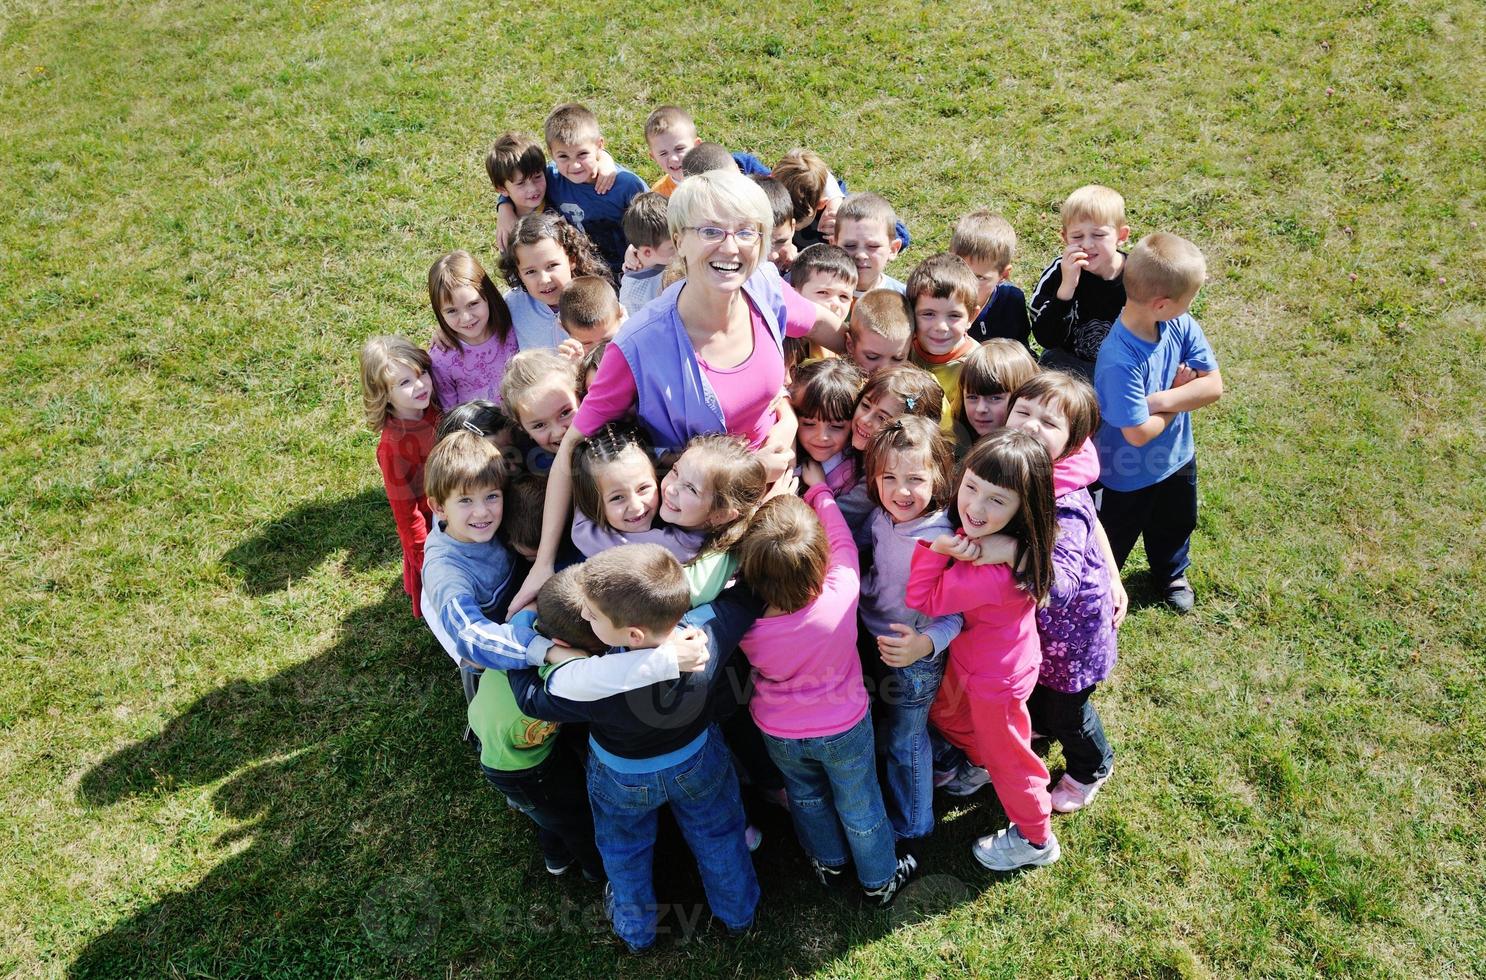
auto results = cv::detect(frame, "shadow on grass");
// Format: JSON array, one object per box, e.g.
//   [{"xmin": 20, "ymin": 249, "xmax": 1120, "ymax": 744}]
[
  {"xmin": 72, "ymin": 533, "xmax": 1014, "ymax": 977},
  {"xmin": 221, "ymin": 488, "xmax": 394, "ymax": 594}
]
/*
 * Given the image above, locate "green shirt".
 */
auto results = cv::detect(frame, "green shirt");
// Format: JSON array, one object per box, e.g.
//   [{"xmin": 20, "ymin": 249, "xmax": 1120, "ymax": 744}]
[{"xmin": 467, "ymin": 669, "xmax": 560, "ymax": 772}]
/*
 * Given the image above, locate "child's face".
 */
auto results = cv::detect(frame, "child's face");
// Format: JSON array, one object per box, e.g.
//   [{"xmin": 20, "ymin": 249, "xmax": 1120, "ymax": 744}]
[
  {"xmin": 598, "ymin": 448, "xmax": 660, "ymax": 533},
  {"xmin": 638, "ymin": 240, "xmax": 677, "ymax": 270},
  {"xmin": 797, "ymin": 415, "xmax": 851, "ymax": 464},
  {"xmin": 1061, "ymin": 220, "xmax": 1130, "ymax": 279},
  {"xmin": 767, "ymin": 221, "xmax": 798, "ymax": 275},
  {"xmin": 962, "ymin": 389, "xmax": 1012, "ymax": 436},
  {"xmin": 502, "ymin": 169, "xmax": 548, "ymax": 216},
  {"xmin": 516, "ymin": 382, "xmax": 579, "ymax": 452},
  {"xmin": 563, "ymin": 313, "xmax": 622, "ymax": 354},
  {"xmin": 851, "ymin": 391, "xmax": 904, "ymax": 452},
  {"xmin": 515, "ymin": 238, "xmax": 574, "ymax": 308},
  {"xmin": 432, "ymin": 483, "xmax": 504, "ymax": 545},
  {"xmin": 1007, "ymin": 394, "xmax": 1072, "ymax": 460},
  {"xmin": 579, "ymin": 592, "xmax": 637, "ymax": 649},
  {"xmin": 833, "ymin": 218, "xmax": 900, "ymax": 291},
  {"xmin": 646, "ymin": 125, "xmax": 700, "ymax": 182},
  {"xmin": 845, "ymin": 327, "xmax": 910, "ymax": 374},
  {"xmin": 957, "ymin": 470, "xmax": 1020, "ymax": 540},
  {"xmin": 385, "ymin": 361, "xmax": 432, "ymax": 421},
  {"xmin": 797, "ymin": 272, "xmax": 854, "ymax": 324},
  {"xmin": 659, "ymin": 452, "xmax": 718, "ymax": 529},
  {"xmin": 960, "ymin": 254, "xmax": 1010, "ymax": 309},
  {"xmin": 439, "ymin": 284, "xmax": 492, "ymax": 346},
  {"xmin": 876, "ymin": 448, "xmax": 934, "ymax": 525},
  {"xmin": 913, "ymin": 295, "xmax": 972, "ymax": 356},
  {"xmin": 548, "ymin": 137, "xmax": 604, "ymax": 184}
]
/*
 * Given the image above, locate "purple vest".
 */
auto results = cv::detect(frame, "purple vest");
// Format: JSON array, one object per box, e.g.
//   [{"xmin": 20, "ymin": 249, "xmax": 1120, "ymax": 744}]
[{"xmin": 613, "ymin": 263, "xmax": 791, "ymax": 451}]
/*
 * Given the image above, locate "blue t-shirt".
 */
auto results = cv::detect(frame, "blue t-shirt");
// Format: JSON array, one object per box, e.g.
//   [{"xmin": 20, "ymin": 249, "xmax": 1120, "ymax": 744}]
[
  {"xmin": 544, "ymin": 164, "xmax": 647, "ymax": 273},
  {"xmin": 1093, "ymin": 313, "xmax": 1218, "ymax": 492}
]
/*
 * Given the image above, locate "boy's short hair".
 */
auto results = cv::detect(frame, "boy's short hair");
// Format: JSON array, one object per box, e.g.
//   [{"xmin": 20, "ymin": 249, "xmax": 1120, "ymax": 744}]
[
  {"xmin": 558, "ymin": 276, "xmax": 621, "ymax": 333},
  {"xmin": 543, "ymin": 103, "xmax": 600, "ymax": 148},
  {"xmin": 536, "ymin": 566, "xmax": 604, "ymax": 652},
  {"xmin": 485, "ymin": 132, "xmax": 546, "ymax": 190},
  {"xmin": 772, "ymin": 148, "xmax": 831, "ymax": 223},
  {"xmin": 502, "ymin": 472, "xmax": 546, "ymax": 553},
  {"xmin": 582, "ymin": 544, "xmax": 690, "ymax": 637},
  {"xmin": 1123, "ymin": 232, "xmax": 1207, "ymax": 303},
  {"xmin": 835, "ymin": 192, "xmax": 897, "ymax": 240},
  {"xmin": 681, "ymin": 141, "xmax": 737, "ymax": 178},
  {"xmin": 1009, "ymin": 371, "xmax": 1101, "ymax": 460},
  {"xmin": 850, "ymin": 289, "xmax": 913, "ymax": 344},
  {"xmin": 960, "ymin": 339, "xmax": 1041, "ymax": 399},
  {"xmin": 736, "ymin": 496, "xmax": 828, "ymax": 614},
  {"xmin": 790, "ymin": 243, "xmax": 857, "ymax": 291},
  {"xmin": 425, "ymin": 431, "xmax": 508, "ymax": 506},
  {"xmin": 1060, "ymin": 184, "xmax": 1126, "ymax": 230},
  {"xmin": 644, "ymin": 105, "xmax": 694, "ymax": 140},
  {"xmin": 622, "ymin": 192, "xmax": 670, "ymax": 250},
  {"xmin": 950, "ymin": 210, "xmax": 1017, "ymax": 270},
  {"xmin": 790, "ymin": 357, "xmax": 865, "ymax": 422},
  {"xmin": 905, "ymin": 253, "xmax": 979, "ymax": 315},
  {"xmin": 752, "ymin": 176, "xmax": 795, "ymax": 229}
]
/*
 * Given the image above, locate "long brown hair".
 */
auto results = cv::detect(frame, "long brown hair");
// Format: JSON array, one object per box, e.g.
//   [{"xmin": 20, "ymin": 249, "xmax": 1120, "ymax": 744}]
[
  {"xmin": 864, "ymin": 415, "xmax": 956, "ymax": 514},
  {"xmin": 958, "ymin": 429, "xmax": 1056, "ymax": 605},
  {"xmin": 427, "ymin": 250, "xmax": 514, "ymax": 351}
]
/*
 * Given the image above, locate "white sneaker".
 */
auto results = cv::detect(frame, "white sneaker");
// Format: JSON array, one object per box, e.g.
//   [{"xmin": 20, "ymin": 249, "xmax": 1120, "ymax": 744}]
[
  {"xmin": 1050, "ymin": 772, "xmax": 1109, "ymax": 813},
  {"xmin": 972, "ymin": 826, "xmax": 1061, "ymax": 871},
  {"xmin": 932, "ymin": 768, "xmax": 957, "ymax": 788},
  {"xmin": 745, "ymin": 824, "xmax": 764, "ymax": 853},
  {"xmin": 942, "ymin": 763, "xmax": 991, "ymax": 797}
]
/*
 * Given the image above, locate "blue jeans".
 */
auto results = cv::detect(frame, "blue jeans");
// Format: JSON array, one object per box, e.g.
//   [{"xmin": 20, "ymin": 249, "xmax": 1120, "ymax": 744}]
[
  {"xmin": 876, "ymin": 654, "xmax": 946, "ymax": 840},
  {"xmin": 586, "ymin": 725, "xmax": 758, "ymax": 951},
  {"xmin": 761, "ymin": 712, "xmax": 897, "ymax": 889}
]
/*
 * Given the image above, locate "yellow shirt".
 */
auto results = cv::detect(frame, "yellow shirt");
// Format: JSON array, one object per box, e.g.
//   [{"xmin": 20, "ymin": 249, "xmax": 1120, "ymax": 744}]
[{"xmin": 911, "ymin": 338, "xmax": 978, "ymax": 435}]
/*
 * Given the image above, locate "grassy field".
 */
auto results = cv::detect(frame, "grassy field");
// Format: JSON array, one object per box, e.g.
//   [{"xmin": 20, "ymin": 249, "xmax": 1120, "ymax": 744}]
[{"xmin": 2, "ymin": 0, "xmax": 1484, "ymax": 975}]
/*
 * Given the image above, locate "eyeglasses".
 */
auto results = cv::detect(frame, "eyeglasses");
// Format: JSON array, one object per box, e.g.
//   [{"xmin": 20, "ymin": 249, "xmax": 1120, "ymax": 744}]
[{"xmin": 685, "ymin": 226, "xmax": 761, "ymax": 245}]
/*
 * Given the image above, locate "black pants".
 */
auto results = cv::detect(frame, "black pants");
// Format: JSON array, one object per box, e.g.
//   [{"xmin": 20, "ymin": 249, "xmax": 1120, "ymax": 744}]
[
  {"xmin": 1097, "ymin": 458, "xmax": 1197, "ymax": 583},
  {"xmin": 1028, "ymin": 683, "xmax": 1113, "ymax": 785},
  {"xmin": 482, "ymin": 745, "xmax": 603, "ymax": 878}
]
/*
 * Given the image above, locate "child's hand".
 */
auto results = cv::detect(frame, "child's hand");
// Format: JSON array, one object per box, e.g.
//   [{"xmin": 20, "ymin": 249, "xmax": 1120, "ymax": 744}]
[
  {"xmin": 622, "ymin": 244, "xmax": 643, "ymax": 273},
  {"xmin": 1109, "ymin": 571, "xmax": 1129, "ymax": 629},
  {"xmin": 667, "ymin": 625, "xmax": 711, "ymax": 673},
  {"xmin": 556, "ymin": 338, "xmax": 585, "ymax": 363},
  {"xmin": 929, "ymin": 533, "xmax": 978, "ymax": 560},
  {"xmin": 544, "ymin": 641, "xmax": 589, "ymax": 665},
  {"xmin": 878, "ymin": 624, "xmax": 934, "ymax": 668},
  {"xmin": 594, "ymin": 149, "xmax": 617, "ymax": 194},
  {"xmin": 1056, "ymin": 241, "xmax": 1088, "ymax": 300},
  {"xmin": 765, "ymin": 472, "xmax": 799, "ymax": 501},
  {"xmin": 970, "ymin": 533, "xmax": 1018, "ymax": 566},
  {"xmin": 800, "ymin": 458, "xmax": 827, "ymax": 489},
  {"xmin": 1170, "ymin": 362, "xmax": 1197, "ymax": 389},
  {"xmin": 496, "ymin": 202, "xmax": 518, "ymax": 253}
]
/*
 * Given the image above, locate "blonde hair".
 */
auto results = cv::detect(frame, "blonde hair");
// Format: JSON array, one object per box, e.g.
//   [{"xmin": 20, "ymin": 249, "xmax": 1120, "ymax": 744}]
[
  {"xmin": 676, "ymin": 434, "xmax": 767, "ymax": 552},
  {"xmin": 427, "ymin": 250, "xmax": 513, "ymax": 352},
  {"xmin": 499, "ymin": 349, "xmax": 580, "ymax": 424},
  {"xmin": 424, "ymin": 431, "xmax": 508, "ymax": 506},
  {"xmin": 359, "ymin": 335, "xmax": 434, "ymax": 431},
  {"xmin": 905, "ymin": 253, "xmax": 979, "ymax": 316},
  {"xmin": 835, "ymin": 192, "xmax": 897, "ymax": 241},
  {"xmin": 950, "ymin": 210, "xmax": 1017, "ymax": 270},
  {"xmin": 1060, "ymin": 184, "xmax": 1126, "ymax": 230},
  {"xmin": 644, "ymin": 105, "xmax": 694, "ymax": 139},
  {"xmin": 582, "ymin": 544, "xmax": 690, "ymax": 637},
  {"xmin": 667, "ymin": 170, "xmax": 774, "ymax": 279},
  {"xmin": 1123, "ymin": 232, "xmax": 1207, "ymax": 303},
  {"xmin": 543, "ymin": 102, "xmax": 600, "ymax": 148},
  {"xmin": 736, "ymin": 496, "xmax": 828, "ymax": 613},
  {"xmin": 850, "ymin": 289, "xmax": 913, "ymax": 344}
]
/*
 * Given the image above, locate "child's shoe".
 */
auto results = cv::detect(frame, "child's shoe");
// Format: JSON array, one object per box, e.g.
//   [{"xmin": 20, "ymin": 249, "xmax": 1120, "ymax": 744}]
[
  {"xmin": 942, "ymin": 762, "xmax": 992, "ymax": 797},
  {"xmin": 1050, "ymin": 771, "xmax": 1110, "ymax": 813},
  {"xmin": 745, "ymin": 824, "xmax": 764, "ymax": 852},
  {"xmin": 544, "ymin": 853, "xmax": 575, "ymax": 876},
  {"xmin": 971, "ymin": 826, "xmax": 1060, "ymax": 872},
  {"xmin": 862, "ymin": 854, "xmax": 918, "ymax": 907},
  {"xmin": 1164, "ymin": 576, "xmax": 1195, "ymax": 613},
  {"xmin": 932, "ymin": 767, "xmax": 957, "ymax": 788},
  {"xmin": 811, "ymin": 857, "xmax": 848, "ymax": 889}
]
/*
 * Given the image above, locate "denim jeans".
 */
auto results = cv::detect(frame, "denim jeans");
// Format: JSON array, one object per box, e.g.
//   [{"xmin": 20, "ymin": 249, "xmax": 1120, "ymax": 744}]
[
  {"xmin": 761, "ymin": 712, "xmax": 898, "ymax": 889},
  {"xmin": 586, "ymin": 725, "xmax": 758, "ymax": 951},
  {"xmin": 482, "ymin": 745, "xmax": 603, "ymax": 879},
  {"xmin": 1027, "ymin": 683, "xmax": 1114, "ymax": 784},
  {"xmin": 1097, "ymin": 458, "xmax": 1198, "ymax": 583},
  {"xmin": 875, "ymin": 654, "xmax": 946, "ymax": 840}
]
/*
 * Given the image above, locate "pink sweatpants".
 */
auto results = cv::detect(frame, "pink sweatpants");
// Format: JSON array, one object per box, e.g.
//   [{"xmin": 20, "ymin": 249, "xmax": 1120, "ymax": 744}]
[{"xmin": 930, "ymin": 660, "xmax": 1051, "ymax": 846}]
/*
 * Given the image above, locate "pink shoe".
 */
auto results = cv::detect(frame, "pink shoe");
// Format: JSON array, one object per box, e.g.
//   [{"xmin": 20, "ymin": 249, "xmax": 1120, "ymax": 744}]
[{"xmin": 1049, "ymin": 771, "xmax": 1110, "ymax": 813}]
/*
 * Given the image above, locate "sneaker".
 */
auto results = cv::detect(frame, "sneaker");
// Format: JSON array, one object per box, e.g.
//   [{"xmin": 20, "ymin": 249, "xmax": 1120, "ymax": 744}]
[
  {"xmin": 1164, "ymin": 576, "xmax": 1196, "ymax": 614},
  {"xmin": 544, "ymin": 854, "xmax": 575, "ymax": 876},
  {"xmin": 932, "ymin": 768, "xmax": 957, "ymax": 789},
  {"xmin": 1050, "ymin": 771, "xmax": 1110, "ymax": 813},
  {"xmin": 942, "ymin": 763, "xmax": 992, "ymax": 797},
  {"xmin": 811, "ymin": 857, "xmax": 847, "ymax": 889},
  {"xmin": 863, "ymin": 854, "xmax": 918, "ymax": 906},
  {"xmin": 971, "ymin": 826, "xmax": 1061, "ymax": 872},
  {"xmin": 745, "ymin": 824, "xmax": 764, "ymax": 853}
]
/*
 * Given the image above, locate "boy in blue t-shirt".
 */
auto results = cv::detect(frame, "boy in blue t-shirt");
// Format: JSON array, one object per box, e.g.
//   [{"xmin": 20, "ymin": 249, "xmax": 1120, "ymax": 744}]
[
  {"xmin": 535, "ymin": 103, "xmax": 647, "ymax": 274},
  {"xmin": 1093, "ymin": 232, "xmax": 1224, "ymax": 613}
]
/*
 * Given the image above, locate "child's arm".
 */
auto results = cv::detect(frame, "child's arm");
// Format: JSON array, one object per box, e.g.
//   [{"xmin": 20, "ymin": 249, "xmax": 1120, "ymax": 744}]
[
  {"xmin": 1146, "ymin": 369, "xmax": 1223, "ymax": 415},
  {"xmin": 376, "ymin": 441, "xmax": 430, "ymax": 587},
  {"xmin": 495, "ymin": 202, "xmax": 518, "ymax": 252},
  {"xmin": 1029, "ymin": 259, "xmax": 1073, "ymax": 351},
  {"xmin": 758, "ymin": 395, "xmax": 798, "ymax": 484},
  {"xmin": 905, "ymin": 538, "xmax": 1018, "ymax": 618},
  {"xmin": 877, "ymin": 612, "xmax": 962, "ymax": 668},
  {"xmin": 436, "ymin": 594, "xmax": 550, "ymax": 671},
  {"xmin": 545, "ymin": 627, "xmax": 711, "ymax": 699},
  {"xmin": 1046, "ymin": 509, "xmax": 1094, "ymax": 611},
  {"xmin": 803, "ymin": 482, "xmax": 859, "ymax": 578}
]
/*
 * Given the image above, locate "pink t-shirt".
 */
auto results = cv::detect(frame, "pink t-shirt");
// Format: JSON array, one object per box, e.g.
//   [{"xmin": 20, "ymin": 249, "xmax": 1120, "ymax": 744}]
[
  {"xmin": 739, "ymin": 485, "xmax": 869, "ymax": 739},
  {"xmin": 905, "ymin": 541, "xmax": 1041, "ymax": 689},
  {"xmin": 574, "ymin": 282, "xmax": 818, "ymax": 448},
  {"xmin": 429, "ymin": 330, "xmax": 519, "ymax": 408}
]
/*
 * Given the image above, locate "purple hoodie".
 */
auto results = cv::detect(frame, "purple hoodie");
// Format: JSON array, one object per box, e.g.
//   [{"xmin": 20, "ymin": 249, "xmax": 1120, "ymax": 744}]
[{"xmin": 1040, "ymin": 440, "xmax": 1118, "ymax": 693}]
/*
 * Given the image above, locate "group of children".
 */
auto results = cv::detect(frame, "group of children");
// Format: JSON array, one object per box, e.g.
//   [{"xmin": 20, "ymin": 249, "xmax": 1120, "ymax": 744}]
[{"xmin": 355, "ymin": 101, "xmax": 1224, "ymax": 952}]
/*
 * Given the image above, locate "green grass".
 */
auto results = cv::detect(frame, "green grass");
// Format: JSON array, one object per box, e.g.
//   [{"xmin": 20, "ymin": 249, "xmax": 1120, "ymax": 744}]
[{"xmin": 2, "ymin": 0, "xmax": 1484, "ymax": 975}]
